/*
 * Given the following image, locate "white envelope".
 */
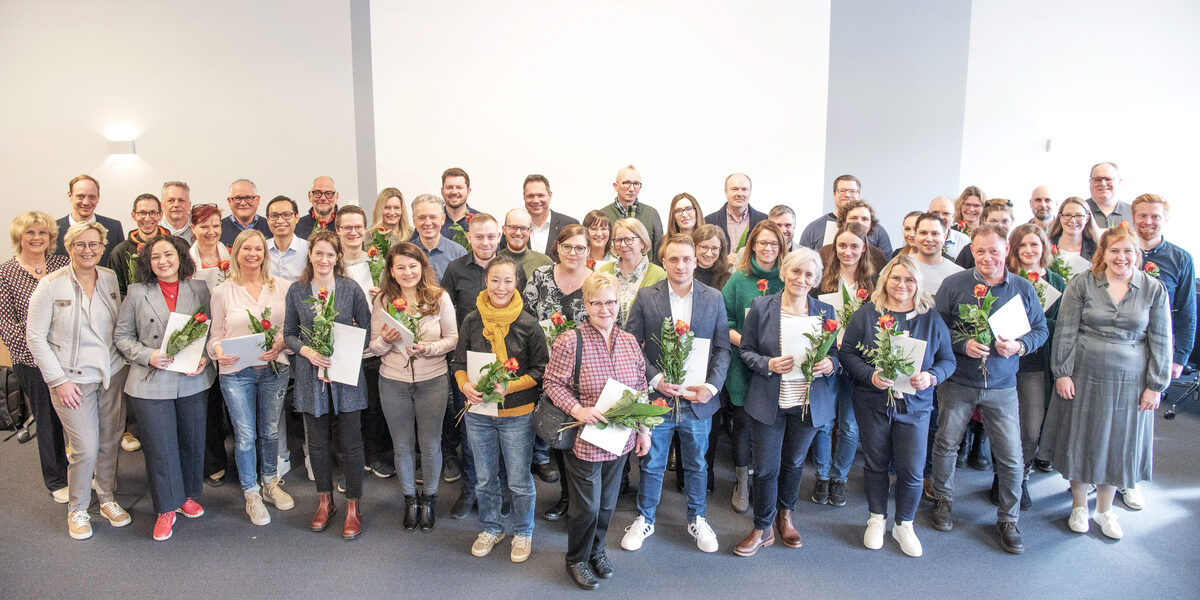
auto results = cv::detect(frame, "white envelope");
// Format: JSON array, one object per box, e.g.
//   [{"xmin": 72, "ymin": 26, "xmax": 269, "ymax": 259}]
[
  {"xmin": 344, "ymin": 262, "xmax": 374, "ymax": 299},
  {"xmin": 780, "ymin": 315, "xmax": 820, "ymax": 381},
  {"xmin": 817, "ymin": 289, "xmax": 848, "ymax": 346},
  {"xmin": 160, "ymin": 312, "xmax": 209, "ymax": 374},
  {"xmin": 380, "ymin": 308, "xmax": 417, "ymax": 355},
  {"xmin": 1065, "ymin": 253, "xmax": 1092, "ymax": 279},
  {"xmin": 580, "ymin": 379, "xmax": 639, "ymax": 455},
  {"xmin": 888, "ymin": 334, "xmax": 928, "ymax": 396},
  {"xmin": 218, "ymin": 332, "xmax": 267, "ymax": 373},
  {"xmin": 1035, "ymin": 280, "xmax": 1062, "ymax": 312},
  {"xmin": 987, "ymin": 295, "xmax": 1032, "ymax": 341},
  {"xmin": 682, "ymin": 338, "xmax": 711, "ymax": 388},
  {"xmin": 822, "ymin": 220, "xmax": 838, "ymax": 246},
  {"xmin": 325, "ymin": 323, "xmax": 367, "ymax": 385},
  {"xmin": 944, "ymin": 229, "xmax": 970, "ymax": 259},
  {"xmin": 467, "ymin": 350, "xmax": 499, "ymax": 416}
]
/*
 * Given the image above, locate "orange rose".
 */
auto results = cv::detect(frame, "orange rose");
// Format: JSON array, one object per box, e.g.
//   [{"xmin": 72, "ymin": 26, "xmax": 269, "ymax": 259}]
[
  {"xmin": 218, "ymin": 259, "xmax": 230, "ymax": 271},
  {"xmin": 652, "ymin": 398, "xmax": 669, "ymax": 408},
  {"xmin": 1026, "ymin": 271, "xmax": 1039, "ymax": 283},
  {"xmin": 367, "ymin": 246, "xmax": 378, "ymax": 258},
  {"xmin": 756, "ymin": 279, "xmax": 768, "ymax": 292},
  {"xmin": 973, "ymin": 284, "xmax": 988, "ymax": 298},
  {"xmin": 674, "ymin": 320, "xmax": 690, "ymax": 336},
  {"xmin": 823, "ymin": 319, "xmax": 838, "ymax": 333},
  {"xmin": 503, "ymin": 357, "xmax": 519, "ymax": 372},
  {"xmin": 550, "ymin": 312, "xmax": 565, "ymax": 326},
  {"xmin": 856, "ymin": 288, "xmax": 869, "ymax": 301},
  {"xmin": 392, "ymin": 297, "xmax": 407, "ymax": 312},
  {"xmin": 878, "ymin": 314, "xmax": 895, "ymax": 330},
  {"xmin": 318, "ymin": 286, "xmax": 329, "ymax": 300}
]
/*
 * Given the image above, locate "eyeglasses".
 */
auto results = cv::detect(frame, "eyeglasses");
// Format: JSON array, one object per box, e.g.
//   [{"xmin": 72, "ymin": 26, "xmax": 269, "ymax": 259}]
[
  {"xmin": 559, "ymin": 244, "xmax": 587, "ymax": 255},
  {"xmin": 835, "ymin": 188, "xmax": 860, "ymax": 196},
  {"xmin": 70, "ymin": 241, "xmax": 103, "ymax": 252},
  {"xmin": 619, "ymin": 181, "xmax": 643, "ymax": 190},
  {"xmin": 613, "ymin": 236, "xmax": 638, "ymax": 246},
  {"xmin": 1090, "ymin": 177, "xmax": 1114, "ymax": 184},
  {"xmin": 310, "ymin": 190, "xmax": 336, "ymax": 199},
  {"xmin": 229, "ymin": 196, "xmax": 257, "ymax": 205},
  {"xmin": 588, "ymin": 300, "xmax": 619, "ymax": 310},
  {"xmin": 673, "ymin": 206, "xmax": 696, "ymax": 216},
  {"xmin": 1060, "ymin": 213, "xmax": 1088, "ymax": 222},
  {"xmin": 697, "ymin": 244, "xmax": 721, "ymax": 254},
  {"xmin": 338, "ymin": 225, "xmax": 365, "ymax": 233},
  {"xmin": 268, "ymin": 212, "xmax": 296, "ymax": 221},
  {"xmin": 134, "ymin": 210, "xmax": 161, "ymax": 218},
  {"xmin": 505, "ymin": 225, "xmax": 531, "ymax": 234},
  {"xmin": 755, "ymin": 240, "xmax": 780, "ymax": 249}
]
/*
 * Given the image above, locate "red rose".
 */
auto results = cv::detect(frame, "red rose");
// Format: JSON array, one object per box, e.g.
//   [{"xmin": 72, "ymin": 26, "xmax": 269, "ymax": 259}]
[
  {"xmin": 586, "ymin": 258, "xmax": 596, "ymax": 270},
  {"xmin": 550, "ymin": 312, "xmax": 565, "ymax": 326},
  {"xmin": 218, "ymin": 259, "xmax": 230, "ymax": 271},
  {"xmin": 1026, "ymin": 271, "xmax": 1040, "ymax": 283},
  {"xmin": 856, "ymin": 288, "xmax": 869, "ymax": 301},
  {"xmin": 367, "ymin": 246, "xmax": 378, "ymax": 258},
  {"xmin": 1145, "ymin": 262, "xmax": 1158, "ymax": 272},
  {"xmin": 878, "ymin": 314, "xmax": 895, "ymax": 330},
  {"xmin": 136, "ymin": 243, "xmax": 145, "ymax": 252},
  {"xmin": 194, "ymin": 313, "xmax": 208, "ymax": 324},
  {"xmin": 392, "ymin": 297, "xmax": 407, "ymax": 312},
  {"xmin": 823, "ymin": 319, "xmax": 838, "ymax": 333},
  {"xmin": 957, "ymin": 220, "xmax": 967, "ymax": 230},
  {"xmin": 756, "ymin": 279, "xmax": 768, "ymax": 292},
  {"xmin": 674, "ymin": 320, "xmax": 690, "ymax": 336},
  {"xmin": 973, "ymin": 284, "xmax": 988, "ymax": 298},
  {"xmin": 465, "ymin": 213, "xmax": 474, "ymax": 222},
  {"xmin": 652, "ymin": 398, "xmax": 669, "ymax": 408},
  {"xmin": 260, "ymin": 319, "xmax": 271, "ymax": 330},
  {"xmin": 378, "ymin": 227, "xmax": 388, "ymax": 233},
  {"xmin": 318, "ymin": 286, "xmax": 329, "ymax": 300},
  {"xmin": 503, "ymin": 357, "xmax": 519, "ymax": 372},
  {"xmin": 1050, "ymin": 244, "xmax": 1060, "ymax": 254}
]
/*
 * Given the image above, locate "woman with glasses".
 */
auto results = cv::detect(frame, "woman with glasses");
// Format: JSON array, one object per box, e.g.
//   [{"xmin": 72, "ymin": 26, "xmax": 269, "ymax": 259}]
[
  {"xmin": 189, "ymin": 204, "xmax": 231, "ymax": 292},
  {"xmin": 27, "ymin": 222, "xmax": 131, "ymax": 540},
  {"xmin": 953, "ymin": 186, "xmax": 987, "ymax": 231},
  {"xmin": 583, "ymin": 210, "xmax": 615, "ymax": 267},
  {"xmin": 370, "ymin": 187, "xmax": 415, "ymax": 246},
  {"xmin": 722, "ymin": 220, "xmax": 788, "ymax": 515},
  {"xmin": 693, "ymin": 225, "xmax": 732, "ymax": 291},
  {"xmin": 596, "ymin": 218, "xmax": 665, "ymax": 329},
  {"xmin": 1047, "ymin": 197, "xmax": 1102, "ymax": 278},
  {"xmin": 659, "ymin": 193, "xmax": 702, "ymax": 258}
]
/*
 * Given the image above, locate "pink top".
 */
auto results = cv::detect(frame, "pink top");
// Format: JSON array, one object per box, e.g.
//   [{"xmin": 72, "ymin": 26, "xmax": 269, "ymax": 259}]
[
  {"xmin": 206, "ymin": 276, "xmax": 292, "ymax": 374},
  {"xmin": 369, "ymin": 291, "xmax": 458, "ymax": 383}
]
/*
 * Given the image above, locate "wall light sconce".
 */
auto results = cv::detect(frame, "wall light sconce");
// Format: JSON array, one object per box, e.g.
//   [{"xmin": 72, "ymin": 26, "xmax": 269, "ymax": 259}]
[{"xmin": 107, "ymin": 140, "xmax": 137, "ymax": 155}]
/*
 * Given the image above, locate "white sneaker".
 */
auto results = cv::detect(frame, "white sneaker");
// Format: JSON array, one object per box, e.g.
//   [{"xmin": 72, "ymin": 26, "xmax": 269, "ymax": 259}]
[
  {"xmin": 471, "ymin": 531, "xmax": 505, "ymax": 557},
  {"xmin": 864, "ymin": 513, "xmax": 885, "ymax": 550},
  {"xmin": 277, "ymin": 456, "xmax": 292, "ymax": 479},
  {"xmin": 511, "ymin": 535, "xmax": 532, "ymax": 563},
  {"xmin": 1120, "ymin": 487, "xmax": 1144, "ymax": 511},
  {"xmin": 305, "ymin": 456, "xmax": 315, "ymax": 481},
  {"xmin": 68, "ymin": 510, "xmax": 92, "ymax": 540},
  {"xmin": 688, "ymin": 517, "xmax": 719, "ymax": 553},
  {"xmin": 891, "ymin": 521, "xmax": 923, "ymax": 557},
  {"xmin": 51, "ymin": 487, "xmax": 69, "ymax": 504},
  {"xmin": 1093, "ymin": 510, "xmax": 1123, "ymax": 540},
  {"xmin": 245, "ymin": 492, "xmax": 271, "ymax": 526},
  {"xmin": 620, "ymin": 515, "xmax": 654, "ymax": 551},
  {"xmin": 1068, "ymin": 506, "xmax": 1090, "ymax": 533}
]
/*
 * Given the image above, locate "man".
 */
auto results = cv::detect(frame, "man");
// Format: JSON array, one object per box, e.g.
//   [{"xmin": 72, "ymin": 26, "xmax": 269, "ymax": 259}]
[
  {"xmin": 440, "ymin": 167, "xmax": 479, "ymax": 240},
  {"xmin": 930, "ymin": 225, "xmax": 1048, "ymax": 554},
  {"xmin": 108, "ymin": 193, "xmax": 170, "ymax": 296},
  {"xmin": 520, "ymin": 174, "xmax": 578, "ymax": 261},
  {"xmin": 499, "ymin": 209, "xmax": 553, "ymax": 278},
  {"xmin": 704, "ymin": 173, "xmax": 766, "ymax": 253},
  {"xmin": 55, "ymin": 174, "xmax": 124, "ymax": 266},
  {"xmin": 599, "ymin": 164, "xmax": 664, "ymax": 254},
  {"xmin": 929, "ymin": 195, "xmax": 968, "ymax": 259},
  {"xmin": 798, "ymin": 174, "xmax": 892, "ymax": 253},
  {"xmin": 296, "ymin": 176, "xmax": 339, "ymax": 240},
  {"xmin": 620, "ymin": 234, "xmax": 731, "ymax": 554},
  {"xmin": 266, "ymin": 195, "xmax": 308, "ymax": 282},
  {"xmin": 410, "ymin": 194, "xmax": 467, "ymax": 281},
  {"xmin": 160, "ymin": 181, "xmax": 194, "ymax": 243},
  {"xmin": 1028, "ymin": 185, "xmax": 1055, "ymax": 231},
  {"xmin": 955, "ymin": 201, "xmax": 1016, "ymax": 269},
  {"xmin": 928, "ymin": 195, "xmax": 955, "ymax": 225},
  {"xmin": 768, "ymin": 205, "xmax": 801, "ymax": 251},
  {"xmin": 1085, "ymin": 162, "xmax": 1131, "ymax": 229},
  {"xmin": 221, "ymin": 178, "xmax": 270, "ymax": 246}
]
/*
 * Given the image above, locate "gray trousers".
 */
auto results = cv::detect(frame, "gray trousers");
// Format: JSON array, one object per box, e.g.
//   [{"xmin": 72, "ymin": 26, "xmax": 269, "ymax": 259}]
[
  {"xmin": 50, "ymin": 367, "xmax": 129, "ymax": 513},
  {"xmin": 931, "ymin": 379, "xmax": 1023, "ymax": 523},
  {"xmin": 1015, "ymin": 370, "xmax": 1047, "ymax": 479},
  {"xmin": 379, "ymin": 375, "xmax": 448, "ymax": 497}
]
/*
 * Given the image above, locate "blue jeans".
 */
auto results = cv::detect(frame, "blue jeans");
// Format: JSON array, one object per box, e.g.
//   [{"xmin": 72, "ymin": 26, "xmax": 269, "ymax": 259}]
[
  {"xmin": 930, "ymin": 380, "xmax": 1023, "ymax": 522},
  {"xmin": 445, "ymin": 377, "xmax": 477, "ymax": 489},
  {"xmin": 813, "ymin": 372, "xmax": 859, "ymax": 482},
  {"xmin": 637, "ymin": 403, "xmax": 711, "ymax": 523},
  {"xmin": 466, "ymin": 411, "xmax": 535, "ymax": 537},
  {"xmin": 220, "ymin": 364, "xmax": 290, "ymax": 492}
]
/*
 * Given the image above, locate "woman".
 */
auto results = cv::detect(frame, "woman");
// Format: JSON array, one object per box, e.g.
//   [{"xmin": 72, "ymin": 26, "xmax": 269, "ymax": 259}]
[
  {"xmin": 659, "ymin": 193, "xmax": 702, "ymax": 257},
  {"xmin": 733, "ymin": 248, "xmax": 838, "ymax": 556},
  {"xmin": 208, "ymin": 229, "xmax": 294, "ymax": 526},
  {"xmin": 693, "ymin": 225, "xmax": 731, "ymax": 291},
  {"xmin": 369, "ymin": 242, "xmax": 458, "ymax": 532},
  {"xmin": 370, "ymin": 186, "xmax": 415, "ymax": 245},
  {"xmin": 583, "ymin": 209, "xmax": 615, "ymax": 267},
  {"xmin": 597, "ymin": 218, "xmax": 665, "ymax": 329},
  {"xmin": 895, "ymin": 210, "xmax": 924, "ymax": 257},
  {"xmin": 283, "ymin": 229, "xmax": 372, "ymax": 539},
  {"xmin": 544, "ymin": 272, "xmax": 649, "ymax": 590},
  {"xmin": 189, "ymin": 204, "xmax": 231, "ymax": 292},
  {"xmin": 839, "ymin": 255, "xmax": 955, "ymax": 557},
  {"xmin": 0, "ymin": 211, "xmax": 70, "ymax": 503},
  {"xmin": 953, "ymin": 186, "xmax": 987, "ymax": 230},
  {"xmin": 722, "ymin": 220, "xmax": 787, "ymax": 514},
  {"xmin": 1044, "ymin": 223, "xmax": 1170, "ymax": 540},
  {"xmin": 1047, "ymin": 197, "xmax": 1102, "ymax": 273},
  {"xmin": 833, "ymin": 201, "xmax": 889, "ymax": 262},
  {"xmin": 523, "ymin": 225, "xmax": 591, "ymax": 520},
  {"xmin": 114, "ymin": 234, "xmax": 214, "ymax": 541},
  {"xmin": 811, "ymin": 223, "xmax": 880, "ymax": 506},
  {"xmin": 453, "ymin": 255, "xmax": 550, "ymax": 562},
  {"xmin": 1004, "ymin": 223, "xmax": 1067, "ymax": 506},
  {"xmin": 27, "ymin": 222, "xmax": 130, "ymax": 540}
]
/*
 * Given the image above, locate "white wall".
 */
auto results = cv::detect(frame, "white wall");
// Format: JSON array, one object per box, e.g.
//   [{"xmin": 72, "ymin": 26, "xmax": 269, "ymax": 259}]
[
  {"xmin": 0, "ymin": 1, "xmax": 360, "ymax": 261},
  {"xmin": 960, "ymin": 0, "xmax": 1200, "ymax": 255},
  {"xmin": 370, "ymin": 0, "xmax": 831, "ymax": 224}
]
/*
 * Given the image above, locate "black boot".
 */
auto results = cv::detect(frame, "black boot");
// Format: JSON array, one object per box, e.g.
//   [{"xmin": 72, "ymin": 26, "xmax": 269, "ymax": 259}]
[
  {"xmin": 419, "ymin": 493, "xmax": 437, "ymax": 532},
  {"xmin": 988, "ymin": 474, "xmax": 1000, "ymax": 505},
  {"xmin": 403, "ymin": 495, "xmax": 419, "ymax": 532},
  {"xmin": 968, "ymin": 426, "xmax": 992, "ymax": 470}
]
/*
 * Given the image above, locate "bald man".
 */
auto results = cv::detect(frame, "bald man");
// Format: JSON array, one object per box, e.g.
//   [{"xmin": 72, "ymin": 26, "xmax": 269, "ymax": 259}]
[
  {"xmin": 1028, "ymin": 186, "xmax": 1056, "ymax": 231},
  {"xmin": 599, "ymin": 164, "xmax": 664, "ymax": 253},
  {"xmin": 499, "ymin": 208, "xmax": 553, "ymax": 277},
  {"xmin": 296, "ymin": 175, "xmax": 339, "ymax": 239},
  {"xmin": 704, "ymin": 173, "xmax": 766, "ymax": 253}
]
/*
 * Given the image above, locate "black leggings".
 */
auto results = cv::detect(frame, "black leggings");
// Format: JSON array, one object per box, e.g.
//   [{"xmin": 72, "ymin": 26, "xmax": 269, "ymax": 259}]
[{"xmin": 304, "ymin": 410, "xmax": 364, "ymax": 499}]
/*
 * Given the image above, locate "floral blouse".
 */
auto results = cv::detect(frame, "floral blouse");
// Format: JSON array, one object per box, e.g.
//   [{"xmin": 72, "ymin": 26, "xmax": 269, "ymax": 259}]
[{"xmin": 522, "ymin": 264, "xmax": 587, "ymax": 323}]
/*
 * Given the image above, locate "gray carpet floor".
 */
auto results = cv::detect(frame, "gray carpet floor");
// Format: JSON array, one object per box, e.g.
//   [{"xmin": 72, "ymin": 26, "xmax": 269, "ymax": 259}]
[{"xmin": 2, "ymin": 399, "xmax": 1198, "ymax": 599}]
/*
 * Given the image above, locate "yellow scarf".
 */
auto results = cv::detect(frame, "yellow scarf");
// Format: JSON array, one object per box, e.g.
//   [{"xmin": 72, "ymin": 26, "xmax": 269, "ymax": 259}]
[{"xmin": 475, "ymin": 289, "xmax": 524, "ymax": 362}]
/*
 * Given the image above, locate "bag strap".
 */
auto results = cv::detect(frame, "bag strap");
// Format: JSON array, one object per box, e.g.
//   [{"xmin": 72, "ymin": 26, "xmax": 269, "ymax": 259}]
[{"xmin": 572, "ymin": 328, "xmax": 582, "ymax": 395}]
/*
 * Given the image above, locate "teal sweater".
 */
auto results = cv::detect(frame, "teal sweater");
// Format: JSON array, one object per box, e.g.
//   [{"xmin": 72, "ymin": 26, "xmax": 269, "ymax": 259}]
[{"xmin": 722, "ymin": 259, "xmax": 784, "ymax": 406}]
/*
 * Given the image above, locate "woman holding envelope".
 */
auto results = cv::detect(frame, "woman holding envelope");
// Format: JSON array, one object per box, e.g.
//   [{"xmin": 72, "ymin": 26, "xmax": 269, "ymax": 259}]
[
  {"xmin": 283, "ymin": 228, "xmax": 372, "ymax": 539},
  {"xmin": 452, "ymin": 255, "xmax": 549, "ymax": 563},
  {"xmin": 733, "ymin": 247, "xmax": 837, "ymax": 557},
  {"xmin": 114, "ymin": 234, "xmax": 215, "ymax": 541},
  {"xmin": 839, "ymin": 255, "xmax": 956, "ymax": 557},
  {"xmin": 370, "ymin": 243, "xmax": 458, "ymax": 532},
  {"xmin": 207, "ymin": 229, "xmax": 294, "ymax": 526}
]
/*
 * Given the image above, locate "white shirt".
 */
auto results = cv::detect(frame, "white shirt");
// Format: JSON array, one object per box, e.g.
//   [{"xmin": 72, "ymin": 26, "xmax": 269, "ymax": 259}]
[
  {"xmin": 268, "ymin": 236, "xmax": 308, "ymax": 282},
  {"xmin": 648, "ymin": 281, "xmax": 719, "ymax": 398},
  {"xmin": 530, "ymin": 218, "xmax": 552, "ymax": 255},
  {"xmin": 915, "ymin": 256, "xmax": 964, "ymax": 293},
  {"xmin": 68, "ymin": 214, "xmax": 96, "ymax": 227}
]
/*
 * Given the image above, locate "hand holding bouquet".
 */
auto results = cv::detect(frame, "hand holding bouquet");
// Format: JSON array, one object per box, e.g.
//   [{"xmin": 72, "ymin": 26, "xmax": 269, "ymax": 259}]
[
  {"xmin": 653, "ymin": 318, "xmax": 694, "ymax": 420},
  {"xmin": 166, "ymin": 307, "xmax": 209, "ymax": 357},
  {"xmin": 455, "ymin": 357, "xmax": 520, "ymax": 424},
  {"xmin": 855, "ymin": 314, "xmax": 916, "ymax": 406},
  {"xmin": 247, "ymin": 307, "xmax": 281, "ymax": 374},
  {"xmin": 300, "ymin": 286, "xmax": 337, "ymax": 382},
  {"xmin": 559, "ymin": 388, "xmax": 670, "ymax": 432},
  {"xmin": 800, "ymin": 318, "xmax": 839, "ymax": 381},
  {"xmin": 951, "ymin": 284, "xmax": 997, "ymax": 385}
]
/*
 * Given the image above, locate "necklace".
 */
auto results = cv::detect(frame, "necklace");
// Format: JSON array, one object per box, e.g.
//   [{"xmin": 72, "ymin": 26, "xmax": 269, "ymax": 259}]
[{"xmin": 18, "ymin": 256, "xmax": 45, "ymax": 275}]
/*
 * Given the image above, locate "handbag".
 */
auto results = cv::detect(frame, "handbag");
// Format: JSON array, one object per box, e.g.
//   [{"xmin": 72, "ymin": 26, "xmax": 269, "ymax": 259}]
[{"xmin": 532, "ymin": 328, "xmax": 582, "ymax": 450}]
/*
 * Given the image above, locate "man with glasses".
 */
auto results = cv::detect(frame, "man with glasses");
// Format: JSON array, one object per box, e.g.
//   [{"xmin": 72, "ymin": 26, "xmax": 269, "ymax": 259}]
[
  {"xmin": 1027, "ymin": 186, "xmax": 1056, "ymax": 232},
  {"xmin": 160, "ymin": 181, "xmax": 194, "ymax": 244},
  {"xmin": 955, "ymin": 200, "xmax": 1016, "ymax": 269},
  {"xmin": 704, "ymin": 173, "xmax": 765, "ymax": 253},
  {"xmin": 1085, "ymin": 162, "xmax": 1131, "ymax": 229},
  {"xmin": 499, "ymin": 209, "xmax": 552, "ymax": 278},
  {"xmin": 798, "ymin": 175, "xmax": 893, "ymax": 254},
  {"xmin": 440, "ymin": 167, "xmax": 479, "ymax": 240},
  {"xmin": 520, "ymin": 174, "xmax": 578, "ymax": 261},
  {"xmin": 221, "ymin": 178, "xmax": 270, "ymax": 246},
  {"xmin": 265, "ymin": 195, "xmax": 308, "ymax": 282},
  {"xmin": 55, "ymin": 174, "xmax": 124, "ymax": 266},
  {"xmin": 296, "ymin": 175, "xmax": 339, "ymax": 240},
  {"xmin": 108, "ymin": 193, "xmax": 170, "ymax": 297},
  {"xmin": 599, "ymin": 164, "xmax": 663, "ymax": 255}
]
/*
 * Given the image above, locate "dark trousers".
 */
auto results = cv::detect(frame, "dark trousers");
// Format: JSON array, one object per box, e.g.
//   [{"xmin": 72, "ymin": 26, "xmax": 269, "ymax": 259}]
[
  {"xmin": 750, "ymin": 411, "xmax": 820, "ymax": 530},
  {"xmin": 128, "ymin": 390, "xmax": 207, "ymax": 514},
  {"xmin": 563, "ymin": 451, "xmax": 627, "ymax": 565},
  {"xmin": 305, "ymin": 409, "xmax": 364, "ymax": 499},
  {"xmin": 731, "ymin": 404, "xmax": 752, "ymax": 468},
  {"xmin": 854, "ymin": 395, "xmax": 930, "ymax": 523},
  {"xmin": 14, "ymin": 363, "xmax": 68, "ymax": 491},
  {"xmin": 204, "ymin": 384, "xmax": 230, "ymax": 478},
  {"xmin": 360, "ymin": 357, "xmax": 393, "ymax": 466}
]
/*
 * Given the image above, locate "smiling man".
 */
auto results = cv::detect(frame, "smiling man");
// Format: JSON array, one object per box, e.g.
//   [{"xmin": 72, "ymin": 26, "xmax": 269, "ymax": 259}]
[
  {"xmin": 1085, "ymin": 162, "xmax": 1131, "ymax": 229},
  {"xmin": 220, "ymin": 178, "xmax": 270, "ymax": 246},
  {"xmin": 798, "ymin": 174, "xmax": 892, "ymax": 253},
  {"xmin": 499, "ymin": 208, "xmax": 552, "ymax": 278},
  {"xmin": 55, "ymin": 174, "xmax": 124, "ymax": 266},
  {"xmin": 159, "ymin": 181, "xmax": 193, "ymax": 244},
  {"xmin": 108, "ymin": 193, "xmax": 170, "ymax": 297},
  {"xmin": 705, "ymin": 173, "xmax": 766, "ymax": 253},
  {"xmin": 440, "ymin": 167, "xmax": 479, "ymax": 240},
  {"xmin": 520, "ymin": 174, "xmax": 578, "ymax": 261},
  {"xmin": 296, "ymin": 176, "xmax": 340, "ymax": 239}
]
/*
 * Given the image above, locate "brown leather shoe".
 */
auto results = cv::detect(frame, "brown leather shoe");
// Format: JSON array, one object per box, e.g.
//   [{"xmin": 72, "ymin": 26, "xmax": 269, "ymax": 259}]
[
  {"xmin": 342, "ymin": 499, "xmax": 362, "ymax": 540},
  {"xmin": 923, "ymin": 477, "xmax": 936, "ymax": 502},
  {"xmin": 310, "ymin": 492, "xmax": 337, "ymax": 532},
  {"xmin": 775, "ymin": 510, "xmax": 803, "ymax": 548},
  {"xmin": 733, "ymin": 528, "xmax": 775, "ymax": 557}
]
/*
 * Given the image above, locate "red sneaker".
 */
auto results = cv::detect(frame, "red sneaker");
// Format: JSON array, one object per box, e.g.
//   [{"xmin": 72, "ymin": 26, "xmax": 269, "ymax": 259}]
[
  {"xmin": 153, "ymin": 512, "xmax": 175, "ymax": 541},
  {"xmin": 177, "ymin": 498, "xmax": 205, "ymax": 518}
]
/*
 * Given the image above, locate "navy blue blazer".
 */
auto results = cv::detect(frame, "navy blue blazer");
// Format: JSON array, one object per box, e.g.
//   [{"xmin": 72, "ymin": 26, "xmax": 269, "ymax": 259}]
[
  {"xmin": 739, "ymin": 293, "xmax": 838, "ymax": 427},
  {"xmin": 704, "ymin": 204, "xmax": 767, "ymax": 246},
  {"xmin": 838, "ymin": 303, "xmax": 956, "ymax": 415},
  {"xmin": 55, "ymin": 214, "xmax": 124, "ymax": 267},
  {"xmin": 626, "ymin": 279, "xmax": 731, "ymax": 419}
]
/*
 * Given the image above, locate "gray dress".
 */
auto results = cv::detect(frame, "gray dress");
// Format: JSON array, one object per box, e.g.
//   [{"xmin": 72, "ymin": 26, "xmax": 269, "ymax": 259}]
[{"xmin": 1044, "ymin": 270, "xmax": 1170, "ymax": 488}]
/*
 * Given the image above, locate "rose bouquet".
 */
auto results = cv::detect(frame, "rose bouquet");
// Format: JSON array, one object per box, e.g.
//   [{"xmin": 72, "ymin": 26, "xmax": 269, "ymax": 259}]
[
  {"xmin": 544, "ymin": 311, "xmax": 576, "ymax": 349},
  {"xmin": 951, "ymin": 283, "xmax": 997, "ymax": 385},
  {"xmin": 1018, "ymin": 269, "xmax": 1046, "ymax": 308},
  {"xmin": 367, "ymin": 227, "xmax": 390, "ymax": 286},
  {"xmin": 800, "ymin": 318, "xmax": 839, "ymax": 382},
  {"xmin": 1047, "ymin": 244, "xmax": 1073, "ymax": 280},
  {"xmin": 455, "ymin": 357, "xmax": 520, "ymax": 424},
  {"xmin": 246, "ymin": 307, "xmax": 280, "ymax": 374},
  {"xmin": 558, "ymin": 388, "xmax": 670, "ymax": 432},
  {"xmin": 166, "ymin": 307, "xmax": 209, "ymax": 357},
  {"xmin": 300, "ymin": 286, "xmax": 337, "ymax": 382},
  {"xmin": 652, "ymin": 318, "xmax": 695, "ymax": 420},
  {"xmin": 387, "ymin": 296, "xmax": 424, "ymax": 376},
  {"xmin": 855, "ymin": 314, "xmax": 916, "ymax": 406},
  {"xmin": 837, "ymin": 285, "xmax": 870, "ymax": 330},
  {"xmin": 1144, "ymin": 261, "xmax": 1160, "ymax": 278}
]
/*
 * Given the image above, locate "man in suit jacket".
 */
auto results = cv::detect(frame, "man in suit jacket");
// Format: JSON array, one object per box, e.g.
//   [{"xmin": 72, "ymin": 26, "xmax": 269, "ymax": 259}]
[
  {"xmin": 704, "ymin": 173, "xmax": 766, "ymax": 253},
  {"xmin": 619, "ymin": 233, "xmax": 731, "ymax": 554},
  {"xmin": 55, "ymin": 174, "xmax": 124, "ymax": 267},
  {"xmin": 520, "ymin": 174, "xmax": 578, "ymax": 261}
]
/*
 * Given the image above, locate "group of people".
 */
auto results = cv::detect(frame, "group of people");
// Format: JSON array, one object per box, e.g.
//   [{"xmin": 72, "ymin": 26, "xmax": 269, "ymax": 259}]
[{"xmin": 0, "ymin": 161, "xmax": 1189, "ymax": 590}]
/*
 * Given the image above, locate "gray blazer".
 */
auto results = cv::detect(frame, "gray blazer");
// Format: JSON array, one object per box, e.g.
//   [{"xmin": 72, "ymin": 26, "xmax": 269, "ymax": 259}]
[
  {"xmin": 283, "ymin": 277, "xmax": 371, "ymax": 418},
  {"xmin": 114, "ymin": 280, "xmax": 216, "ymax": 399},
  {"xmin": 26, "ymin": 266, "xmax": 126, "ymax": 388}
]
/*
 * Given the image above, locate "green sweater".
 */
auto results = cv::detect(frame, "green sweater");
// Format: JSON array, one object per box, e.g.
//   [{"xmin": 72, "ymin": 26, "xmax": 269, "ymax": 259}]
[{"xmin": 722, "ymin": 259, "xmax": 784, "ymax": 406}]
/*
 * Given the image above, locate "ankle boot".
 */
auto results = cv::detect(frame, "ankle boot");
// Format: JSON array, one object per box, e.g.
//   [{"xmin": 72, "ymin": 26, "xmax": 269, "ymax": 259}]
[
  {"xmin": 732, "ymin": 466, "xmax": 751, "ymax": 514},
  {"xmin": 403, "ymin": 495, "xmax": 419, "ymax": 532},
  {"xmin": 544, "ymin": 493, "xmax": 569, "ymax": 521},
  {"xmin": 311, "ymin": 492, "xmax": 337, "ymax": 532},
  {"xmin": 418, "ymin": 493, "xmax": 437, "ymax": 532},
  {"xmin": 343, "ymin": 499, "xmax": 362, "ymax": 540}
]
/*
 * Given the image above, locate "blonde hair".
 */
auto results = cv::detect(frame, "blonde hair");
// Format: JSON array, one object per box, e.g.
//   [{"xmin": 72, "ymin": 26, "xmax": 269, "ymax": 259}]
[
  {"xmin": 229, "ymin": 229, "xmax": 276, "ymax": 289},
  {"xmin": 1091, "ymin": 222, "xmax": 1142, "ymax": 276},
  {"xmin": 613, "ymin": 218, "xmax": 651, "ymax": 256},
  {"xmin": 63, "ymin": 221, "xmax": 108, "ymax": 250},
  {"xmin": 370, "ymin": 187, "xmax": 414, "ymax": 241},
  {"xmin": 582, "ymin": 271, "xmax": 619, "ymax": 302},
  {"xmin": 10, "ymin": 211, "xmax": 58, "ymax": 255},
  {"xmin": 953, "ymin": 185, "xmax": 987, "ymax": 225},
  {"xmin": 870, "ymin": 254, "xmax": 935, "ymax": 315}
]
